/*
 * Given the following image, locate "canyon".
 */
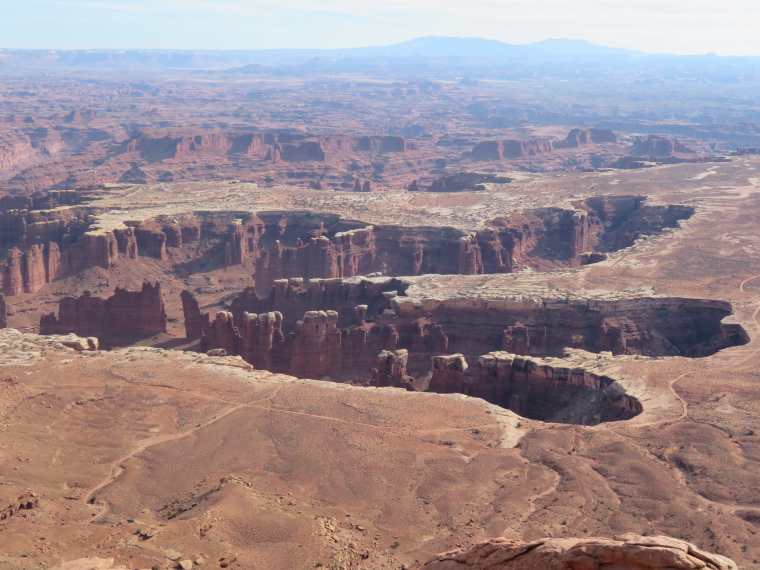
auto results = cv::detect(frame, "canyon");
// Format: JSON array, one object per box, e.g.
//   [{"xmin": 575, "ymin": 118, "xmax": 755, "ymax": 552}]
[
  {"xmin": 0, "ymin": 194, "xmax": 693, "ymax": 297},
  {"xmin": 1, "ymin": 58, "xmax": 760, "ymax": 570},
  {"xmin": 185, "ymin": 277, "xmax": 745, "ymax": 423}
]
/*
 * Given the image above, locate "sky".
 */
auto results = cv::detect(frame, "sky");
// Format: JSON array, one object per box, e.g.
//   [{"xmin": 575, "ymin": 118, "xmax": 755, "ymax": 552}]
[{"xmin": 3, "ymin": 0, "xmax": 760, "ymax": 55}]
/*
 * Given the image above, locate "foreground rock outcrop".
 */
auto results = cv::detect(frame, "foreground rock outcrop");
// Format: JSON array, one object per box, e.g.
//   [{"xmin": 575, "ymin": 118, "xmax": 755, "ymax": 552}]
[{"xmin": 423, "ymin": 534, "xmax": 737, "ymax": 570}]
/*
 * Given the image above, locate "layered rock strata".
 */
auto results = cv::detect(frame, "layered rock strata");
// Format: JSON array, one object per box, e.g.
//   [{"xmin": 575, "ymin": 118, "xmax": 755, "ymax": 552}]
[
  {"xmin": 39, "ymin": 282, "xmax": 167, "ymax": 337},
  {"xmin": 192, "ymin": 277, "xmax": 746, "ymax": 415},
  {"xmin": 0, "ymin": 196, "xmax": 694, "ymax": 296},
  {"xmin": 121, "ymin": 130, "xmax": 418, "ymax": 163},
  {"xmin": 556, "ymin": 128, "xmax": 618, "ymax": 148},
  {"xmin": 470, "ymin": 138, "xmax": 555, "ymax": 160},
  {"xmin": 423, "ymin": 534, "xmax": 737, "ymax": 570},
  {"xmin": 371, "ymin": 349, "xmax": 413, "ymax": 389},
  {"xmin": 631, "ymin": 135, "xmax": 694, "ymax": 157},
  {"xmin": 474, "ymin": 351, "xmax": 642, "ymax": 424}
]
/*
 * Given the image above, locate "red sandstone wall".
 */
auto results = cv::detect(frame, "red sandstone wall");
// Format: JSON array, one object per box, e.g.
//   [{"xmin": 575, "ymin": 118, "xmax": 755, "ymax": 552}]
[{"xmin": 39, "ymin": 282, "xmax": 167, "ymax": 337}]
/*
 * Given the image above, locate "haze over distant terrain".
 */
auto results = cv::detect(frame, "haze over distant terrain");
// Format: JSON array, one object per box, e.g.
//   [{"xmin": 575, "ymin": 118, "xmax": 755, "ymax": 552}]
[
  {"xmin": 1, "ymin": 35, "xmax": 760, "ymax": 72},
  {"xmin": 4, "ymin": 0, "xmax": 760, "ymax": 55}
]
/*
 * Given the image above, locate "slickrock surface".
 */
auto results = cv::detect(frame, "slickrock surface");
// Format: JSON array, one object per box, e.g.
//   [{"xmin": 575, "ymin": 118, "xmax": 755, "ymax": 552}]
[
  {"xmin": 51, "ymin": 559, "xmax": 128, "ymax": 570},
  {"xmin": 423, "ymin": 534, "xmax": 737, "ymax": 569}
]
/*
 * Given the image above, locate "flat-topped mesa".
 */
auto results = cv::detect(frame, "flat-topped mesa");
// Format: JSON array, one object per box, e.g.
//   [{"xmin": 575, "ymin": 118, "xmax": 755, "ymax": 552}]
[
  {"xmin": 473, "ymin": 351, "xmax": 642, "ymax": 425},
  {"xmin": 0, "ymin": 205, "xmax": 92, "ymax": 249},
  {"xmin": 469, "ymin": 138, "xmax": 554, "ymax": 161},
  {"xmin": 556, "ymin": 127, "xmax": 618, "ymax": 148},
  {"xmin": 631, "ymin": 135, "xmax": 694, "ymax": 157},
  {"xmin": 427, "ymin": 172, "xmax": 513, "ymax": 192},
  {"xmin": 278, "ymin": 135, "xmax": 415, "ymax": 162},
  {"xmin": 39, "ymin": 282, "xmax": 167, "ymax": 338},
  {"xmin": 120, "ymin": 130, "xmax": 416, "ymax": 163},
  {"xmin": 0, "ymin": 191, "xmax": 82, "ymax": 215}
]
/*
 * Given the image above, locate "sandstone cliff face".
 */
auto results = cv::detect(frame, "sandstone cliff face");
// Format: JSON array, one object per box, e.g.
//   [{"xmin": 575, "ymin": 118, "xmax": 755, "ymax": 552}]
[
  {"xmin": 39, "ymin": 282, "xmax": 167, "ymax": 338},
  {"xmin": 392, "ymin": 293, "xmax": 742, "ymax": 359},
  {"xmin": 423, "ymin": 534, "xmax": 737, "ymax": 570},
  {"xmin": 557, "ymin": 128, "xmax": 618, "ymax": 148},
  {"xmin": 2, "ymin": 242, "xmax": 68, "ymax": 295},
  {"xmin": 225, "ymin": 276, "xmax": 404, "ymax": 328},
  {"xmin": 429, "ymin": 354, "xmax": 468, "ymax": 393},
  {"xmin": 470, "ymin": 138, "xmax": 554, "ymax": 160},
  {"xmin": 474, "ymin": 351, "xmax": 642, "ymax": 424},
  {"xmin": 181, "ymin": 289, "xmax": 209, "ymax": 339},
  {"xmin": 121, "ymin": 130, "xmax": 416, "ymax": 164},
  {"xmin": 194, "ymin": 275, "xmax": 744, "ymax": 415},
  {"xmin": 1, "ymin": 198, "xmax": 690, "ymax": 297},
  {"xmin": 371, "ymin": 349, "xmax": 413, "ymax": 389},
  {"xmin": 631, "ymin": 135, "xmax": 694, "ymax": 157},
  {"xmin": 0, "ymin": 294, "xmax": 6, "ymax": 329}
]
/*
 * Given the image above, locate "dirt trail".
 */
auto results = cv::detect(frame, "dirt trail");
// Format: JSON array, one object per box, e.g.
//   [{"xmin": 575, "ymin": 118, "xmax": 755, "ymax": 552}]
[{"xmin": 84, "ymin": 400, "xmax": 252, "ymax": 520}]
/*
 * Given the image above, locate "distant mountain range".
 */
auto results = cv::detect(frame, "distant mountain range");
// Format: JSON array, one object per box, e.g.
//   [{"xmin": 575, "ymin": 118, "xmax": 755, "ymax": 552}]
[
  {"xmin": 304, "ymin": 36, "xmax": 646, "ymax": 58},
  {"xmin": 0, "ymin": 36, "xmax": 754, "ymax": 70}
]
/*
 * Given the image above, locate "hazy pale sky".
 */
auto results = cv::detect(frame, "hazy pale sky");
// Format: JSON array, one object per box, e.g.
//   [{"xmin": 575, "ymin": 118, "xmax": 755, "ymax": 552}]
[{"xmin": 3, "ymin": 0, "xmax": 760, "ymax": 55}]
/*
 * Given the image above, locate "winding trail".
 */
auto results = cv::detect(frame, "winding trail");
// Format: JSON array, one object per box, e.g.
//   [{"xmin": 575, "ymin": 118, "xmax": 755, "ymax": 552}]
[
  {"xmin": 83, "ymin": 383, "xmax": 287, "ymax": 521},
  {"xmin": 739, "ymin": 274, "xmax": 760, "ymax": 292},
  {"xmin": 83, "ymin": 385, "xmax": 507, "ymax": 522},
  {"xmin": 84, "ymin": 400, "xmax": 252, "ymax": 521}
]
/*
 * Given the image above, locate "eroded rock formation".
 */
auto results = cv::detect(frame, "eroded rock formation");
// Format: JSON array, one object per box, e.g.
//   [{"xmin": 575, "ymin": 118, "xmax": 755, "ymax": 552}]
[
  {"xmin": 423, "ymin": 534, "xmax": 737, "ymax": 570},
  {"xmin": 556, "ymin": 128, "xmax": 618, "ymax": 148},
  {"xmin": 470, "ymin": 138, "xmax": 554, "ymax": 161},
  {"xmin": 371, "ymin": 349, "xmax": 413, "ymax": 389},
  {"xmin": 427, "ymin": 172, "xmax": 512, "ymax": 192},
  {"xmin": 0, "ymin": 197, "xmax": 695, "ymax": 296},
  {"xmin": 120, "ymin": 130, "xmax": 417, "ymax": 164},
  {"xmin": 631, "ymin": 135, "xmax": 694, "ymax": 157},
  {"xmin": 474, "ymin": 351, "xmax": 642, "ymax": 424},
  {"xmin": 194, "ymin": 275, "xmax": 745, "ymax": 418},
  {"xmin": 40, "ymin": 282, "xmax": 167, "ymax": 338},
  {"xmin": 0, "ymin": 492, "xmax": 39, "ymax": 522}
]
